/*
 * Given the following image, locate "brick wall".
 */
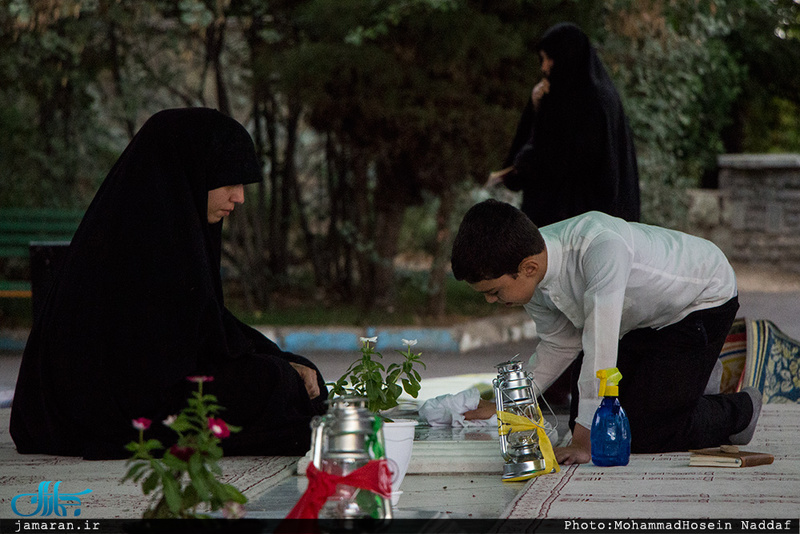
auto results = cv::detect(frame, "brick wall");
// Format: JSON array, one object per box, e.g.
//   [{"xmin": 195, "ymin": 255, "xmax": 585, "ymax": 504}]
[{"xmin": 716, "ymin": 154, "xmax": 800, "ymax": 272}]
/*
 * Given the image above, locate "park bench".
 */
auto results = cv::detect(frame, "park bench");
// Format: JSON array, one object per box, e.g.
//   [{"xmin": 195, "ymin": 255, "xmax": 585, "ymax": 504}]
[{"xmin": 0, "ymin": 208, "xmax": 84, "ymax": 299}]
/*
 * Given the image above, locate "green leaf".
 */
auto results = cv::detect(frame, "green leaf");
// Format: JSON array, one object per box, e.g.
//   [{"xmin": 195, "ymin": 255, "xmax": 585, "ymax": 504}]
[
  {"xmin": 143, "ymin": 439, "xmax": 164, "ymax": 452},
  {"xmin": 122, "ymin": 461, "xmax": 149, "ymax": 482},
  {"xmin": 402, "ymin": 378, "xmax": 420, "ymax": 397},
  {"xmin": 141, "ymin": 471, "xmax": 160, "ymax": 495},
  {"xmin": 160, "ymin": 471, "xmax": 182, "ymax": 514},
  {"xmin": 161, "ymin": 452, "xmax": 187, "ymax": 471},
  {"xmin": 169, "ymin": 418, "xmax": 193, "ymax": 433},
  {"xmin": 221, "ymin": 484, "xmax": 248, "ymax": 504},
  {"xmin": 188, "ymin": 454, "xmax": 211, "ymax": 501},
  {"xmin": 226, "ymin": 423, "xmax": 242, "ymax": 434},
  {"xmin": 386, "ymin": 368, "xmax": 402, "ymax": 383},
  {"xmin": 182, "ymin": 485, "xmax": 201, "ymax": 511},
  {"xmin": 388, "ymin": 382, "xmax": 402, "ymax": 399}
]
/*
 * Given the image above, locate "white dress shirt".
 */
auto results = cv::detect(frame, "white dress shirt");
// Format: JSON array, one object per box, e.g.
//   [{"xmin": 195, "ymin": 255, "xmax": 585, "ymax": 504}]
[{"xmin": 524, "ymin": 211, "xmax": 737, "ymax": 430}]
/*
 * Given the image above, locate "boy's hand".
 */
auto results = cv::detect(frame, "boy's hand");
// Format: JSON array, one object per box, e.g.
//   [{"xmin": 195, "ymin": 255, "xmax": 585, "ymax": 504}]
[
  {"xmin": 555, "ymin": 423, "xmax": 591, "ymax": 465},
  {"xmin": 463, "ymin": 398, "xmax": 496, "ymax": 420}
]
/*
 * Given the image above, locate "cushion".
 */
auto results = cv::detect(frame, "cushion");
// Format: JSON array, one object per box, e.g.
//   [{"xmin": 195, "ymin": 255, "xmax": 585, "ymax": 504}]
[
  {"xmin": 718, "ymin": 318, "xmax": 747, "ymax": 395},
  {"xmin": 743, "ymin": 319, "xmax": 800, "ymax": 404}
]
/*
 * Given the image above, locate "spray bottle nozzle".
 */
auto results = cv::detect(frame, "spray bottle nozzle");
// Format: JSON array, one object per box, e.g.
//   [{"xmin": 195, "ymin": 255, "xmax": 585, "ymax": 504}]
[{"xmin": 597, "ymin": 367, "xmax": 622, "ymax": 397}]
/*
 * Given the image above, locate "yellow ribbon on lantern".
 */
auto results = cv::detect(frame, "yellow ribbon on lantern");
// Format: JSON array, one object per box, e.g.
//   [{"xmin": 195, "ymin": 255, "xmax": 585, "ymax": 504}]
[{"xmin": 496, "ymin": 406, "xmax": 560, "ymax": 478}]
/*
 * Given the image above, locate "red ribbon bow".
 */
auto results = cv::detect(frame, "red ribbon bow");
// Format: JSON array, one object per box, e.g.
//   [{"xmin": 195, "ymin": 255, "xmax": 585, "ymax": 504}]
[{"xmin": 285, "ymin": 459, "xmax": 393, "ymax": 520}]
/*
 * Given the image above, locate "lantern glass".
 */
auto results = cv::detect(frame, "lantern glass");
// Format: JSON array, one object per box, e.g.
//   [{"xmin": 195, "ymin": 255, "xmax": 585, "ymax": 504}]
[
  {"xmin": 493, "ymin": 360, "xmax": 548, "ymax": 481},
  {"xmin": 310, "ymin": 396, "xmax": 393, "ymax": 520}
]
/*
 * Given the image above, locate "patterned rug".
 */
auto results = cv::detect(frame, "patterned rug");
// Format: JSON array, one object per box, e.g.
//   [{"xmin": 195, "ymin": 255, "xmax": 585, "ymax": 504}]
[
  {"xmin": 500, "ymin": 404, "xmax": 800, "ymax": 519},
  {"xmin": 744, "ymin": 319, "xmax": 800, "ymax": 403},
  {"xmin": 0, "ymin": 409, "xmax": 299, "ymax": 519}
]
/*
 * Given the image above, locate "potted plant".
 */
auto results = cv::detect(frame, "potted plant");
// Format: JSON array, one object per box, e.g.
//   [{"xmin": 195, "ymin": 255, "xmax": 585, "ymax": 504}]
[
  {"xmin": 121, "ymin": 375, "xmax": 248, "ymax": 520},
  {"xmin": 327, "ymin": 337, "xmax": 425, "ymax": 415},
  {"xmin": 326, "ymin": 337, "xmax": 426, "ymax": 504}
]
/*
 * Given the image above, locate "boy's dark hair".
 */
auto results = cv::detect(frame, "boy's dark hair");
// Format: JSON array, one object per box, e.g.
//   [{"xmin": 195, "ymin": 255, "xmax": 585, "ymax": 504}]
[{"xmin": 451, "ymin": 199, "xmax": 545, "ymax": 283}]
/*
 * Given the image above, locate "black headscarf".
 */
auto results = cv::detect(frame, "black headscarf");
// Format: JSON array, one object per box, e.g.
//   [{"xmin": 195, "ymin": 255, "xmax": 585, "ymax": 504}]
[
  {"xmin": 11, "ymin": 108, "xmax": 327, "ymax": 459},
  {"xmin": 501, "ymin": 22, "xmax": 640, "ymax": 226}
]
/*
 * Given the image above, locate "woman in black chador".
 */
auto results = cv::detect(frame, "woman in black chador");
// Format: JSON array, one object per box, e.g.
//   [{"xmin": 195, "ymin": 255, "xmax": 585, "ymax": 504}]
[
  {"xmin": 488, "ymin": 22, "xmax": 641, "ymax": 226},
  {"xmin": 11, "ymin": 108, "xmax": 327, "ymax": 459}
]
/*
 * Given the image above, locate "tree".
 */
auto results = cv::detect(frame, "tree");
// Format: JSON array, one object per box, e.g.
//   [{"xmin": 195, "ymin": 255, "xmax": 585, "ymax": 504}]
[
  {"xmin": 3, "ymin": 0, "xmax": 797, "ymax": 324},
  {"xmin": 275, "ymin": 0, "xmax": 603, "ymax": 317},
  {"xmin": 721, "ymin": 0, "xmax": 800, "ymax": 153},
  {"xmin": 601, "ymin": 0, "xmax": 747, "ymax": 227},
  {"xmin": 0, "ymin": 0, "xmax": 118, "ymax": 208}
]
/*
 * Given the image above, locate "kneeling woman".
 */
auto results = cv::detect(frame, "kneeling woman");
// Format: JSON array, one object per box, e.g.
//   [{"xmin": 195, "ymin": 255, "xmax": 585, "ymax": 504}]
[{"xmin": 11, "ymin": 108, "xmax": 327, "ymax": 459}]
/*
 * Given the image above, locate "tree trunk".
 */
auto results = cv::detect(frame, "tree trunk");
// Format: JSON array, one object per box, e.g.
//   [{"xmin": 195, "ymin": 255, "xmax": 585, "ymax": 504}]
[
  {"xmin": 350, "ymin": 154, "xmax": 375, "ymax": 312},
  {"xmin": 372, "ymin": 201, "xmax": 404, "ymax": 310},
  {"xmin": 426, "ymin": 187, "xmax": 455, "ymax": 318},
  {"xmin": 206, "ymin": 10, "xmax": 229, "ymax": 116},
  {"xmin": 323, "ymin": 135, "xmax": 356, "ymax": 299},
  {"xmin": 108, "ymin": 21, "xmax": 136, "ymax": 139}
]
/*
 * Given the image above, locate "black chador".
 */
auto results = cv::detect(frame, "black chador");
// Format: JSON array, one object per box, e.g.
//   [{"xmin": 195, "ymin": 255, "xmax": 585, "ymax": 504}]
[
  {"xmin": 502, "ymin": 22, "xmax": 641, "ymax": 226},
  {"xmin": 11, "ymin": 108, "xmax": 327, "ymax": 460}
]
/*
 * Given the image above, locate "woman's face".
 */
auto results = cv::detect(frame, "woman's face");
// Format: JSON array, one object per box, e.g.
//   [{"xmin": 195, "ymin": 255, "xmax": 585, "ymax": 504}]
[
  {"xmin": 539, "ymin": 50, "xmax": 554, "ymax": 77},
  {"xmin": 207, "ymin": 184, "xmax": 245, "ymax": 223}
]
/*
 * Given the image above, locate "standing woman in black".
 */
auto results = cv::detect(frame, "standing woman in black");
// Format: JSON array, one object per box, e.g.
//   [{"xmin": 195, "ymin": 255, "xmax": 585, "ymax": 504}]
[
  {"xmin": 11, "ymin": 108, "xmax": 327, "ymax": 460},
  {"xmin": 487, "ymin": 22, "xmax": 641, "ymax": 226}
]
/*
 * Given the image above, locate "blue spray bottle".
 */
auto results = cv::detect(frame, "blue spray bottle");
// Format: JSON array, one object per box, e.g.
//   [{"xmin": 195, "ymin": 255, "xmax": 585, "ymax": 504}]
[{"xmin": 590, "ymin": 367, "xmax": 631, "ymax": 466}]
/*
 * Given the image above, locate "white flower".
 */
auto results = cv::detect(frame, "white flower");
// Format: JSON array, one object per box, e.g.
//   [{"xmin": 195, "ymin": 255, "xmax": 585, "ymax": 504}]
[
  {"xmin": 360, "ymin": 336, "xmax": 378, "ymax": 343},
  {"xmin": 402, "ymin": 339, "xmax": 418, "ymax": 347},
  {"xmin": 162, "ymin": 415, "xmax": 177, "ymax": 426}
]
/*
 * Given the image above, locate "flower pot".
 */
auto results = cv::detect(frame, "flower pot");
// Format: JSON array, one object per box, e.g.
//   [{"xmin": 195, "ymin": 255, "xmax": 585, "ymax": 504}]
[{"xmin": 381, "ymin": 419, "xmax": 417, "ymax": 506}]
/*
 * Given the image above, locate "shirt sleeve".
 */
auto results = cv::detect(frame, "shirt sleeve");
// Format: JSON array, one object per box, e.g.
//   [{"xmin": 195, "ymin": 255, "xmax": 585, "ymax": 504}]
[
  {"xmin": 526, "ymin": 297, "xmax": 583, "ymax": 395},
  {"xmin": 575, "ymin": 235, "xmax": 633, "ymax": 430}
]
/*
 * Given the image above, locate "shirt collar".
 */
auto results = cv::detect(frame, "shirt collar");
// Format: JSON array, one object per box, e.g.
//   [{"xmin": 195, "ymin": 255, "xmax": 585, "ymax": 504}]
[{"xmin": 538, "ymin": 230, "xmax": 560, "ymax": 290}]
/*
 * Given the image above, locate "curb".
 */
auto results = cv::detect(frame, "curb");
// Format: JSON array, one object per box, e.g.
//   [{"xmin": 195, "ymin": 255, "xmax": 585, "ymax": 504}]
[
  {"xmin": 254, "ymin": 312, "xmax": 537, "ymax": 353},
  {"xmin": 0, "ymin": 335, "xmax": 27, "ymax": 352},
  {"xmin": 0, "ymin": 312, "xmax": 538, "ymax": 354}
]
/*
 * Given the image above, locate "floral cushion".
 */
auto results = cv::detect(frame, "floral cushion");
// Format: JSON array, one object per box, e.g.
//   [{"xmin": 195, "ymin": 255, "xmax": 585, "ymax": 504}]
[
  {"xmin": 743, "ymin": 319, "xmax": 800, "ymax": 404},
  {"xmin": 718, "ymin": 318, "xmax": 747, "ymax": 395}
]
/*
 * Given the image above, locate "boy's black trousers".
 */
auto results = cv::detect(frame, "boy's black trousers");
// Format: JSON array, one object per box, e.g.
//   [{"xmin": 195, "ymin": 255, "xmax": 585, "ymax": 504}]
[{"xmin": 569, "ymin": 296, "xmax": 754, "ymax": 453}]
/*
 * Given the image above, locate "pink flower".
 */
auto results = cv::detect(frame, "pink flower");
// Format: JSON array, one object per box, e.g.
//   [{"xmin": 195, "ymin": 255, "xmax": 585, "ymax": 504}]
[
  {"xmin": 132, "ymin": 417, "xmax": 151, "ymax": 431},
  {"xmin": 208, "ymin": 417, "xmax": 231, "ymax": 438},
  {"xmin": 187, "ymin": 375, "xmax": 214, "ymax": 383},
  {"xmin": 222, "ymin": 501, "xmax": 246, "ymax": 519},
  {"xmin": 169, "ymin": 444, "xmax": 195, "ymax": 462}
]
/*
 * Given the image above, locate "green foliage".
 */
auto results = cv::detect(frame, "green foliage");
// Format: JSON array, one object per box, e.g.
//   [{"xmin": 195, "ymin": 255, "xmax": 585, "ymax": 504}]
[
  {"xmin": 742, "ymin": 96, "xmax": 800, "ymax": 152},
  {"xmin": 228, "ymin": 268, "xmax": 502, "ymax": 326},
  {"xmin": 2, "ymin": 0, "xmax": 799, "ymax": 315},
  {"xmin": 0, "ymin": 1, "xmax": 145, "ymax": 208},
  {"xmin": 601, "ymin": 1, "xmax": 746, "ymax": 227},
  {"xmin": 328, "ymin": 338, "xmax": 426, "ymax": 414},
  {"xmin": 121, "ymin": 377, "xmax": 247, "ymax": 519},
  {"xmin": 721, "ymin": 0, "xmax": 800, "ymax": 152}
]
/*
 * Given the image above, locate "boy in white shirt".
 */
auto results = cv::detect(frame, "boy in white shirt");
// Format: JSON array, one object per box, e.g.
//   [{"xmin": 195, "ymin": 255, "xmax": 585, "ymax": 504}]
[{"xmin": 451, "ymin": 199, "xmax": 761, "ymax": 465}]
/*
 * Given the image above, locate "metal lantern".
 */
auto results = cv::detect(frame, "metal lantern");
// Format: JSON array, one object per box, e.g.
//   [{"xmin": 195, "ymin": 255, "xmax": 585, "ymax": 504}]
[
  {"xmin": 309, "ymin": 396, "xmax": 393, "ymax": 521},
  {"xmin": 493, "ymin": 360, "xmax": 548, "ymax": 481}
]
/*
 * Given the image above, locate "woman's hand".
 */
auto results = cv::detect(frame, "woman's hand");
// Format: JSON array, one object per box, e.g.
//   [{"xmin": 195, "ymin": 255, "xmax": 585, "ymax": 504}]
[
  {"xmin": 485, "ymin": 166, "xmax": 515, "ymax": 188},
  {"xmin": 289, "ymin": 362, "xmax": 321, "ymax": 399},
  {"xmin": 531, "ymin": 79, "xmax": 550, "ymax": 109}
]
